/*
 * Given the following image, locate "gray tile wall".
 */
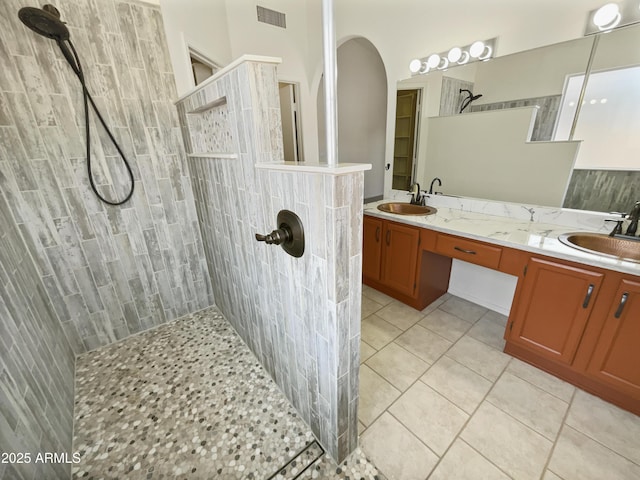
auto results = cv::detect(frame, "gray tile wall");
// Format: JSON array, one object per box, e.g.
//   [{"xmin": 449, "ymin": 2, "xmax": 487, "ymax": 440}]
[
  {"xmin": 468, "ymin": 95, "xmax": 562, "ymax": 141},
  {"xmin": 177, "ymin": 61, "xmax": 363, "ymax": 462},
  {"xmin": 0, "ymin": 0, "xmax": 212, "ymax": 354},
  {"xmin": 563, "ymin": 169, "xmax": 640, "ymax": 213},
  {"xmin": 0, "ymin": 184, "xmax": 76, "ymax": 479},
  {"xmin": 439, "ymin": 77, "xmax": 475, "ymax": 116}
]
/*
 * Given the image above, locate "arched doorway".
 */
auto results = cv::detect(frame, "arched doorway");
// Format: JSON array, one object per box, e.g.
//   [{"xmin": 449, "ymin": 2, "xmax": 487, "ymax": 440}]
[{"xmin": 317, "ymin": 37, "xmax": 387, "ymax": 202}]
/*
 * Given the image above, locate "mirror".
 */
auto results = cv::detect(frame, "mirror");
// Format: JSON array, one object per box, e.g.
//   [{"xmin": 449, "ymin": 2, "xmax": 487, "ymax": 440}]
[{"xmin": 400, "ymin": 23, "xmax": 640, "ymax": 213}]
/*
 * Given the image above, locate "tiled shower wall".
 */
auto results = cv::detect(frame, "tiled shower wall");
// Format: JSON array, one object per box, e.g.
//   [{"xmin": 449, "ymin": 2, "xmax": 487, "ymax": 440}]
[
  {"xmin": 0, "ymin": 0, "xmax": 211, "ymax": 354},
  {"xmin": 0, "ymin": 192, "xmax": 76, "ymax": 480},
  {"xmin": 177, "ymin": 60, "xmax": 363, "ymax": 462},
  {"xmin": 563, "ymin": 169, "xmax": 640, "ymax": 213}
]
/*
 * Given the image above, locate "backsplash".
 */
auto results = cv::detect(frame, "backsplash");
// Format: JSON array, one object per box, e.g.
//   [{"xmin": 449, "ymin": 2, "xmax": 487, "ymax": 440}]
[
  {"xmin": 0, "ymin": 0, "xmax": 212, "ymax": 354},
  {"xmin": 387, "ymin": 190, "xmax": 614, "ymax": 233}
]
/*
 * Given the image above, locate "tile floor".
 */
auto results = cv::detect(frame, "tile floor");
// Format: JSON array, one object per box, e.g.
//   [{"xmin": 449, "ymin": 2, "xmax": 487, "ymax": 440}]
[
  {"xmin": 72, "ymin": 307, "xmax": 384, "ymax": 479},
  {"xmin": 358, "ymin": 285, "xmax": 640, "ymax": 480}
]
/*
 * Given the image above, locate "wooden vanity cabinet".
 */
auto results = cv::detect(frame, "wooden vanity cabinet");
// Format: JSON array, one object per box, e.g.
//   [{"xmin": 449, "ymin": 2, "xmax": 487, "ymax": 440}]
[
  {"xmin": 363, "ymin": 214, "xmax": 640, "ymax": 414},
  {"xmin": 505, "ymin": 256, "xmax": 640, "ymax": 415},
  {"xmin": 363, "ymin": 216, "xmax": 450, "ymax": 309},
  {"xmin": 363, "ymin": 217, "xmax": 420, "ymax": 297},
  {"xmin": 586, "ymin": 277, "xmax": 640, "ymax": 399},
  {"xmin": 507, "ymin": 257, "xmax": 604, "ymax": 365},
  {"xmin": 363, "ymin": 216, "xmax": 383, "ymax": 281},
  {"xmin": 434, "ymin": 233, "xmax": 502, "ymax": 270},
  {"xmin": 381, "ymin": 221, "xmax": 421, "ymax": 296}
]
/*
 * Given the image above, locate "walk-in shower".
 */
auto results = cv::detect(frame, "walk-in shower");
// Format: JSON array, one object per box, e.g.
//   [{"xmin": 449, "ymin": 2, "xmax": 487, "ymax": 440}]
[{"xmin": 18, "ymin": 4, "xmax": 135, "ymax": 205}]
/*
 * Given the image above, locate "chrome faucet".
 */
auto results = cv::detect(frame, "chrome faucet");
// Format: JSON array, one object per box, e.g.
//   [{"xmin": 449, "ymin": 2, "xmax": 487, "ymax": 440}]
[
  {"xmin": 429, "ymin": 177, "xmax": 442, "ymax": 194},
  {"xmin": 626, "ymin": 201, "xmax": 640, "ymax": 236}
]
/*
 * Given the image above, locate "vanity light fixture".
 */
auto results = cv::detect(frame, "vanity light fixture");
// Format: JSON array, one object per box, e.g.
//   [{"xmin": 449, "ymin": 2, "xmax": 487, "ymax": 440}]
[
  {"xmin": 585, "ymin": 0, "xmax": 640, "ymax": 35},
  {"xmin": 409, "ymin": 38, "xmax": 497, "ymax": 76}
]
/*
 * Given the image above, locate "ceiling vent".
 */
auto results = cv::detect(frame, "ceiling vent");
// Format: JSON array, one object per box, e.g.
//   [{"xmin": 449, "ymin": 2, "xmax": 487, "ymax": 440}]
[{"xmin": 257, "ymin": 5, "xmax": 286, "ymax": 28}]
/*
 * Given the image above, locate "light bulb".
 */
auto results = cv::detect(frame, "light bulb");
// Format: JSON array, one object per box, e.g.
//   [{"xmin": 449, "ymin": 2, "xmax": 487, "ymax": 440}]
[
  {"xmin": 469, "ymin": 41, "xmax": 486, "ymax": 58},
  {"xmin": 590, "ymin": 99, "xmax": 597, "ymax": 105},
  {"xmin": 427, "ymin": 54, "xmax": 441, "ymax": 69},
  {"xmin": 601, "ymin": 98, "xmax": 608, "ymax": 104},
  {"xmin": 593, "ymin": 3, "xmax": 621, "ymax": 30},
  {"xmin": 447, "ymin": 47, "xmax": 462, "ymax": 63},
  {"xmin": 409, "ymin": 59, "xmax": 422, "ymax": 73}
]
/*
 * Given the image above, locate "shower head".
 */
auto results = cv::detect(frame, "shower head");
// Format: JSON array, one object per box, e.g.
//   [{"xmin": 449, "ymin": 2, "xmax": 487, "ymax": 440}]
[
  {"xmin": 459, "ymin": 89, "xmax": 483, "ymax": 113},
  {"xmin": 18, "ymin": 5, "xmax": 70, "ymax": 41},
  {"xmin": 18, "ymin": 5, "xmax": 81, "ymax": 76}
]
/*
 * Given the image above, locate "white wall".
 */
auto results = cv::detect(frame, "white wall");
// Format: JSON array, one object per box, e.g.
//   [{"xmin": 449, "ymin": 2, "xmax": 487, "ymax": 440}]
[
  {"xmin": 318, "ymin": 38, "xmax": 387, "ymax": 200},
  {"xmin": 424, "ymin": 107, "xmax": 580, "ymax": 206},
  {"xmin": 471, "ymin": 37, "xmax": 594, "ymax": 104},
  {"xmin": 160, "ymin": 0, "xmax": 232, "ymax": 95},
  {"xmin": 224, "ymin": 0, "xmax": 322, "ymax": 162}
]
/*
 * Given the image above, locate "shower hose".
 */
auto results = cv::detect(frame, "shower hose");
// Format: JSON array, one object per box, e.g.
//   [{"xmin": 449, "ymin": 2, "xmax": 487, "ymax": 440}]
[{"xmin": 66, "ymin": 40, "xmax": 135, "ymax": 206}]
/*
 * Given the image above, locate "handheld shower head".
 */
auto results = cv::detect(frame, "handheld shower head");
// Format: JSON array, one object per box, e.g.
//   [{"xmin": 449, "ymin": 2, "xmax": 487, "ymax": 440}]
[
  {"xmin": 18, "ymin": 5, "xmax": 81, "ymax": 77},
  {"xmin": 18, "ymin": 5, "xmax": 70, "ymax": 41}
]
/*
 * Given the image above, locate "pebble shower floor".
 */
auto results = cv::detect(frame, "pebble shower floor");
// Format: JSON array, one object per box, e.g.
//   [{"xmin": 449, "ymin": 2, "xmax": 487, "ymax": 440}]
[{"xmin": 72, "ymin": 307, "xmax": 384, "ymax": 479}]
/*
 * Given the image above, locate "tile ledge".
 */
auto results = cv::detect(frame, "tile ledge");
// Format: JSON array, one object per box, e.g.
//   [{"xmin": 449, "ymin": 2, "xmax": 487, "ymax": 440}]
[
  {"xmin": 188, "ymin": 153, "xmax": 238, "ymax": 159},
  {"xmin": 175, "ymin": 54, "xmax": 282, "ymax": 104},
  {"xmin": 255, "ymin": 162, "xmax": 372, "ymax": 175}
]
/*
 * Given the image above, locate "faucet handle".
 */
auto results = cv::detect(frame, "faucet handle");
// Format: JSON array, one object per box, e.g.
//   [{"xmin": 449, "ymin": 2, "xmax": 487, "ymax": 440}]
[{"xmin": 604, "ymin": 218, "xmax": 624, "ymax": 236}]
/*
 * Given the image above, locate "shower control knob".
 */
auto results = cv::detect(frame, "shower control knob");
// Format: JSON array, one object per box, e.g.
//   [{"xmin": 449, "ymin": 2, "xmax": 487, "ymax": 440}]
[
  {"xmin": 255, "ymin": 210, "xmax": 305, "ymax": 257},
  {"xmin": 255, "ymin": 228, "xmax": 291, "ymax": 245}
]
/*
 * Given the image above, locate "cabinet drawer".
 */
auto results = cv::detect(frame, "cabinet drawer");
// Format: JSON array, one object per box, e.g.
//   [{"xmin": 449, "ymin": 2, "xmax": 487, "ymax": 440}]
[{"xmin": 435, "ymin": 234, "xmax": 502, "ymax": 269}]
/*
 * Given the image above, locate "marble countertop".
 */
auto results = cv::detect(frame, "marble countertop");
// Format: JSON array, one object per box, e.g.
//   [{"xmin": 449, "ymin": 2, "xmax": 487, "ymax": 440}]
[{"xmin": 364, "ymin": 200, "xmax": 640, "ymax": 276}]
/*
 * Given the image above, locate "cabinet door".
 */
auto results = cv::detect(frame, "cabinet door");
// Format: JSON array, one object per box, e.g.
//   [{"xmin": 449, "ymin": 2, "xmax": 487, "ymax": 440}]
[
  {"xmin": 381, "ymin": 221, "xmax": 420, "ymax": 296},
  {"xmin": 587, "ymin": 278, "xmax": 640, "ymax": 398},
  {"xmin": 363, "ymin": 216, "xmax": 383, "ymax": 281},
  {"xmin": 509, "ymin": 257, "xmax": 604, "ymax": 365}
]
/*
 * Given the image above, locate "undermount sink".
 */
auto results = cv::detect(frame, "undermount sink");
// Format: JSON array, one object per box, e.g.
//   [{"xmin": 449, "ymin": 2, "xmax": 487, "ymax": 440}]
[
  {"xmin": 377, "ymin": 202, "xmax": 437, "ymax": 216},
  {"xmin": 558, "ymin": 232, "xmax": 640, "ymax": 263}
]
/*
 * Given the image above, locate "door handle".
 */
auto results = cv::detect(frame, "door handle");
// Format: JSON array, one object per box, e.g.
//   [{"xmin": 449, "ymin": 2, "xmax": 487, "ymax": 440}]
[
  {"xmin": 582, "ymin": 284, "xmax": 595, "ymax": 308},
  {"xmin": 454, "ymin": 246, "xmax": 476, "ymax": 255},
  {"xmin": 375, "ymin": 226, "xmax": 380, "ymax": 242},
  {"xmin": 386, "ymin": 230, "xmax": 391, "ymax": 246},
  {"xmin": 614, "ymin": 292, "xmax": 629, "ymax": 318}
]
